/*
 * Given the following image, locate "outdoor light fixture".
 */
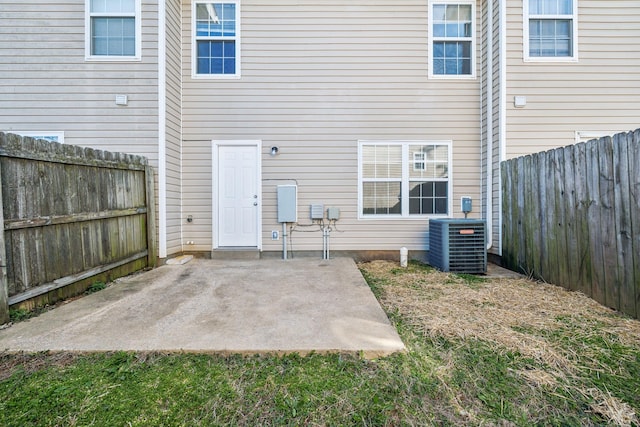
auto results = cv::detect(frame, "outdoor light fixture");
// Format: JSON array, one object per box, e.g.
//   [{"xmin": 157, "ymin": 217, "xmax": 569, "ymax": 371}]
[{"xmin": 270, "ymin": 146, "xmax": 279, "ymax": 156}]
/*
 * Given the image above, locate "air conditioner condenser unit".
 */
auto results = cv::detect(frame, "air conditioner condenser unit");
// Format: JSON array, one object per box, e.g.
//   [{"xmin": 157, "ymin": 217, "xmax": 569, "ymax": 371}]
[{"xmin": 428, "ymin": 218, "xmax": 487, "ymax": 274}]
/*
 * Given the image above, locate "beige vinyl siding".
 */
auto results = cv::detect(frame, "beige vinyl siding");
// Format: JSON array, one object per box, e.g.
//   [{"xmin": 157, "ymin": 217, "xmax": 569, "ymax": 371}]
[
  {"xmin": 165, "ymin": 0, "xmax": 183, "ymax": 255},
  {"xmin": 181, "ymin": 0, "xmax": 483, "ymax": 252},
  {"xmin": 181, "ymin": 142, "xmax": 212, "ymax": 251},
  {"xmin": 505, "ymin": 0, "xmax": 640, "ymax": 159},
  {"xmin": 0, "ymin": 0, "xmax": 159, "ymax": 164}
]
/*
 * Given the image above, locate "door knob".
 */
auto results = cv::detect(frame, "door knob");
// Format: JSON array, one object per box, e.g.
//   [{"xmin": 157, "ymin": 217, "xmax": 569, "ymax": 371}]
[{"xmin": 253, "ymin": 202, "xmax": 258, "ymax": 206}]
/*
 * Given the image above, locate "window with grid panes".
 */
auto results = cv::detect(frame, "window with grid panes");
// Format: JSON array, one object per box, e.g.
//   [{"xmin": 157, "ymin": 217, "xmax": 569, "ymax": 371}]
[
  {"xmin": 526, "ymin": 0, "xmax": 577, "ymax": 59},
  {"xmin": 359, "ymin": 142, "xmax": 451, "ymax": 217},
  {"xmin": 430, "ymin": 0, "xmax": 475, "ymax": 77},
  {"xmin": 194, "ymin": 1, "xmax": 239, "ymax": 76},
  {"xmin": 87, "ymin": 0, "xmax": 139, "ymax": 58}
]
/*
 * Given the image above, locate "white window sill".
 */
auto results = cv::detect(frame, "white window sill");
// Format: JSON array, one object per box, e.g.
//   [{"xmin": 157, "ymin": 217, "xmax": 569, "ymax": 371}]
[{"xmin": 85, "ymin": 56, "xmax": 142, "ymax": 62}]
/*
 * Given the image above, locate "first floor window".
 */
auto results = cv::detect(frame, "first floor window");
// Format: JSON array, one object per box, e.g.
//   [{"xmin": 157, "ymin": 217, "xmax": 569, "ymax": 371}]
[
  {"xmin": 575, "ymin": 130, "xmax": 620, "ymax": 143},
  {"xmin": 87, "ymin": 0, "xmax": 140, "ymax": 59},
  {"xmin": 13, "ymin": 131, "xmax": 64, "ymax": 144},
  {"xmin": 194, "ymin": 1, "xmax": 239, "ymax": 77},
  {"xmin": 359, "ymin": 141, "xmax": 451, "ymax": 218}
]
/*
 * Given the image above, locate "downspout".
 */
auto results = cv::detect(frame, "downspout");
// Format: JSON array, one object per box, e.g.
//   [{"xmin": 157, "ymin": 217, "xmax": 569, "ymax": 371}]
[
  {"xmin": 158, "ymin": 0, "xmax": 167, "ymax": 258},
  {"xmin": 498, "ymin": 0, "xmax": 507, "ymax": 256},
  {"xmin": 485, "ymin": 0, "xmax": 494, "ymax": 251}
]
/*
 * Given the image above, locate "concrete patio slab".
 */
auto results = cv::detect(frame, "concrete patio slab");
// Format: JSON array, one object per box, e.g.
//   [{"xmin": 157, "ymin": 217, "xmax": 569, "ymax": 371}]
[{"xmin": 0, "ymin": 257, "xmax": 405, "ymax": 358}]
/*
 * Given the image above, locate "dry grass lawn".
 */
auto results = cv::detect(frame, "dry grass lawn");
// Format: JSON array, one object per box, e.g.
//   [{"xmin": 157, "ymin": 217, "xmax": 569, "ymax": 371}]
[{"xmin": 359, "ymin": 260, "xmax": 640, "ymax": 426}]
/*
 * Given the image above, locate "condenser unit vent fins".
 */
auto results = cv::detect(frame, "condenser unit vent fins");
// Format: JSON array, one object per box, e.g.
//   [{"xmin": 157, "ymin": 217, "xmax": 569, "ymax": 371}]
[{"xmin": 428, "ymin": 219, "xmax": 487, "ymax": 274}]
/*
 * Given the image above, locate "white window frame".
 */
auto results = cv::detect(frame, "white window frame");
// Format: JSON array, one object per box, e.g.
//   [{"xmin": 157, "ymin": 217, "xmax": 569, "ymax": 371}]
[
  {"xmin": 358, "ymin": 140, "xmax": 453, "ymax": 219},
  {"xmin": 192, "ymin": 0, "xmax": 241, "ymax": 79},
  {"xmin": 12, "ymin": 131, "xmax": 65, "ymax": 144},
  {"xmin": 523, "ymin": 0, "xmax": 578, "ymax": 62},
  {"xmin": 85, "ymin": 0, "xmax": 142, "ymax": 61},
  {"xmin": 428, "ymin": 0, "xmax": 476, "ymax": 79}
]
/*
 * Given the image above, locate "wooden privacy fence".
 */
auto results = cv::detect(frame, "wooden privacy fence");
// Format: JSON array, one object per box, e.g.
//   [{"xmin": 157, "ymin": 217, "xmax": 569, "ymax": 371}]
[
  {"xmin": 0, "ymin": 132, "xmax": 156, "ymax": 323},
  {"xmin": 501, "ymin": 129, "xmax": 640, "ymax": 319}
]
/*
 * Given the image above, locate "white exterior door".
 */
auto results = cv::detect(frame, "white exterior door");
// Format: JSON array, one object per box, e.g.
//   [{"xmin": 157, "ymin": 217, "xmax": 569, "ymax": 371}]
[{"xmin": 215, "ymin": 143, "xmax": 261, "ymax": 247}]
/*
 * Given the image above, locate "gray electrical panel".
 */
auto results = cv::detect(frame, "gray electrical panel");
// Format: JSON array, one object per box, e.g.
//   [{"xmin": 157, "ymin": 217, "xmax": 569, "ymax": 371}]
[{"xmin": 277, "ymin": 185, "xmax": 297, "ymax": 223}]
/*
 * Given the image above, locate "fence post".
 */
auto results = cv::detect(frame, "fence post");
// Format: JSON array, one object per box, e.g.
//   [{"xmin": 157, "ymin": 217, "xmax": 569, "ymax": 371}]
[
  {"xmin": 145, "ymin": 165, "xmax": 157, "ymax": 268},
  {"xmin": 0, "ymin": 155, "xmax": 9, "ymax": 324}
]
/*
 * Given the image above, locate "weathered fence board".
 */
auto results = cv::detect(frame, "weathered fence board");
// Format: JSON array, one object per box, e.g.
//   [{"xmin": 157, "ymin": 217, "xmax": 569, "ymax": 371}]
[
  {"xmin": 614, "ymin": 133, "xmax": 635, "ymax": 317},
  {"xmin": 563, "ymin": 145, "xmax": 578, "ymax": 291},
  {"xmin": 573, "ymin": 142, "xmax": 592, "ymax": 294},
  {"xmin": 599, "ymin": 138, "xmax": 619, "ymax": 311},
  {"xmin": 501, "ymin": 159, "xmax": 513, "ymax": 269},
  {"xmin": 632, "ymin": 130, "xmax": 640, "ymax": 318},
  {"xmin": 537, "ymin": 153, "xmax": 549, "ymax": 281},
  {"xmin": 502, "ymin": 129, "xmax": 640, "ymax": 319},
  {"xmin": 526, "ymin": 155, "xmax": 534, "ymax": 273},
  {"xmin": 515, "ymin": 156, "xmax": 526, "ymax": 271},
  {"xmin": 0, "ymin": 155, "xmax": 7, "ymax": 324},
  {"xmin": 586, "ymin": 140, "xmax": 605, "ymax": 303},
  {"xmin": 553, "ymin": 149, "xmax": 569, "ymax": 287},
  {"xmin": 0, "ymin": 132, "xmax": 156, "ymax": 322}
]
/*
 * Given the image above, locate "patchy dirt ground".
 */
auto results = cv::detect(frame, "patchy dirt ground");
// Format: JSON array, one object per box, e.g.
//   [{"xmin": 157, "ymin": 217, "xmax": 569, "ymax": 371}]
[{"xmin": 359, "ymin": 260, "xmax": 640, "ymax": 427}]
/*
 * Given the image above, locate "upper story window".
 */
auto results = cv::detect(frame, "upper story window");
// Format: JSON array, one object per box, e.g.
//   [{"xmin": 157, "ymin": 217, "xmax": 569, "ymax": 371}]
[
  {"xmin": 524, "ymin": 0, "xmax": 578, "ymax": 61},
  {"xmin": 358, "ymin": 141, "xmax": 452, "ymax": 218},
  {"xmin": 193, "ymin": 1, "xmax": 240, "ymax": 78},
  {"xmin": 429, "ymin": 0, "xmax": 476, "ymax": 79},
  {"xmin": 86, "ymin": 0, "xmax": 141, "ymax": 61}
]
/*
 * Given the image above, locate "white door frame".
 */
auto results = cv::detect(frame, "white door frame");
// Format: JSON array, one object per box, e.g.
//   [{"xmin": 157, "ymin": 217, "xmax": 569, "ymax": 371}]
[{"xmin": 212, "ymin": 140, "xmax": 262, "ymax": 249}]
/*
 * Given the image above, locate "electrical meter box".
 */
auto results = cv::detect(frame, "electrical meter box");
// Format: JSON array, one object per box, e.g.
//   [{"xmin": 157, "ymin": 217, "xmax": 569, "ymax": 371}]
[
  {"xmin": 461, "ymin": 197, "xmax": 472, "ymax": 214},
  {"xmin": 327, "ymin": 207, "xmax": 340, "ymax": 220},
  {"xmin": 277, "ymin": 185, "xmax": 297, "ymax": 223}
]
